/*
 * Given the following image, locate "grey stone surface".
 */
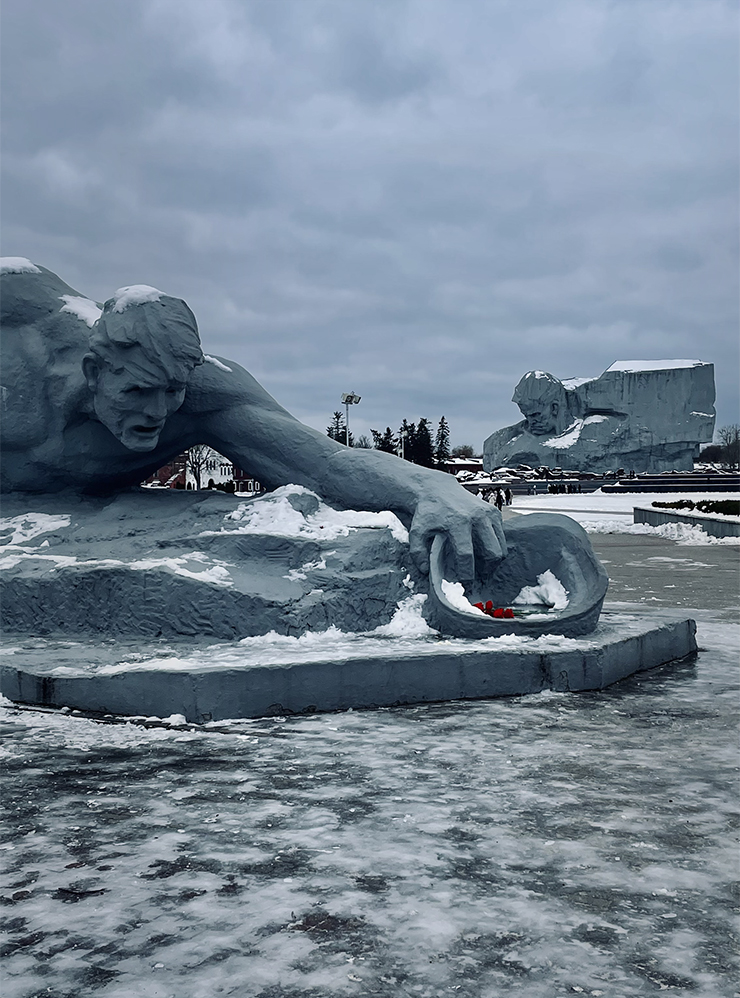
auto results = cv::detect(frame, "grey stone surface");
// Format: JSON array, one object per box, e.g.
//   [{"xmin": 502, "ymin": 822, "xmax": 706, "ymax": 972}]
[
  {"xmin": 427, "ymin": 514, "xmax": 608, "ymax": 638},
  {"xmin": 0, "ymin": 613, "xmax": 697, "ymax": 721},
  {"xmin": 484, "ymin": 362, "xmax": 716, "ymax": 474},
  {"xmin": 0, "ymin": 489, "xmax": 412, "ymax": 638}
]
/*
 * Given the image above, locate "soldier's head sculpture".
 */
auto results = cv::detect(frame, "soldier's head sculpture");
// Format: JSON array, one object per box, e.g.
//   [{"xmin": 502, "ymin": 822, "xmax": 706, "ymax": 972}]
[
  {"xmin": 83, "ymin": 289, "xmax": 204, "ymax": 451},
  {"xmin": 512, "ymin": 371, "xmax": 570, "ymax": 437}
]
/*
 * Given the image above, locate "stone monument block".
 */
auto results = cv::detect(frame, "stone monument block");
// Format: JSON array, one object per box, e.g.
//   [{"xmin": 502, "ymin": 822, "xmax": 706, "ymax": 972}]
[{"xmin": 483, "ymin": 360, "xmax": 715, "ymax": 474}]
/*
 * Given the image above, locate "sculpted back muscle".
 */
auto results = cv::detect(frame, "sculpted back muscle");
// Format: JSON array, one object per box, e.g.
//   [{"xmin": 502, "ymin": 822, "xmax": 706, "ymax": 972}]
[{"xmin": 1, "ymin": 265, "xmax": 101, "ymax": 470}]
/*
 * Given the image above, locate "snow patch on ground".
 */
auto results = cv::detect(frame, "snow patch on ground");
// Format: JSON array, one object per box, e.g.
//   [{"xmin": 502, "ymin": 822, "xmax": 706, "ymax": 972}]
[
  {"xmin": 58, "ymin": 294, "xmax": 102, "ymax": 326},
  {"xmin": 110, "ymin": 284, "xmax": 164, "ymax": 312},
  {"xmin": 585, "ymin": 520, "xmax": 740, "ymax": 545},
  {"xmin": 514, "ymin": 569, "xmax": 569, "ymax": 609},
  {"xmin": 88, "ymin": 613, "xmax": 603, "ymax": 676},
  {"xmin": 512, "ymin": 491, "xmax": 740, "ymax": 545},
  {"xmin": 222, "ymin": 485, "xmax": 409, "ymax": 544},
  {"xmin": 0, "ymin": 256, "xmax": 40, "ymax": 273},
  {"xmin": 371, "ymin": 594, "xmax": 435, "ymax": 638}
]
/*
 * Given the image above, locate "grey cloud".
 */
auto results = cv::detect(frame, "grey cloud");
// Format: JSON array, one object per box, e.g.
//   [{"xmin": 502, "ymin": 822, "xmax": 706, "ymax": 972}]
[{"xmin": 1, "ymin": 0, "xmax": 737, "ymax": 449}]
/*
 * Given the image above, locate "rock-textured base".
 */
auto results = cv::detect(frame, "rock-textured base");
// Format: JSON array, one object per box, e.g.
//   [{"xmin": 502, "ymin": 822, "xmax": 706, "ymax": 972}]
[
  {"xmin": 1, "ymin": 487, "xmax": 611, "ymax": 641},
  {"xmin": 1, "ymin": 613, "xmax": 696, "ymax": 722},
  {"xmin": 0, "ymin": 488, "xmax": 412, "ymax": 638}
]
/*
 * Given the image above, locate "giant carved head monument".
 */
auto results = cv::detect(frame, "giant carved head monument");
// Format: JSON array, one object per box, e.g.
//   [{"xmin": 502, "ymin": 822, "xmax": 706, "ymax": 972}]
[
  {"xmin": 484, "ymin": 363, "xmax": 715, "ymax": 474},
  {"xmin": 0, "ymin": 259, "xmax": 697, "ymax": 719}
]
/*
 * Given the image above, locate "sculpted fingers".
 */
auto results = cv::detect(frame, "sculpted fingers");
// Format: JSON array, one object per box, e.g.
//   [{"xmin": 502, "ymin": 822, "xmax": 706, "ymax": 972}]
[
  {"xmin": 483, "ymin": 506, "xmax": 507, "ymax": 559},
  {"xmin": 409, "ymin": 520, "xmax": 431, "ymax": 576},
  {"xmin": 449, "ymin": 523, "xmax": 476, "ymax": 583},
  {"xmin": 475, "ymin": 516, "xmax": 506, "ymax": 570}
]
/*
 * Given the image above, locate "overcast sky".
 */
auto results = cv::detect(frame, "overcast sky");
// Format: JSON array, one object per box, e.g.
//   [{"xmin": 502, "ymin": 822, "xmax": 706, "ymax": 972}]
[{"xmin": 2, "ymin": 0, "xmax": 737, "ymax": 447}]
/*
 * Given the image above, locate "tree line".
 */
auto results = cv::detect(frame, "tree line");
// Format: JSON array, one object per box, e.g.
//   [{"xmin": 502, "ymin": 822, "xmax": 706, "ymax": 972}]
[{"xmin": 326, "ymin": 412, "xmax": 476, "ymax": 468}]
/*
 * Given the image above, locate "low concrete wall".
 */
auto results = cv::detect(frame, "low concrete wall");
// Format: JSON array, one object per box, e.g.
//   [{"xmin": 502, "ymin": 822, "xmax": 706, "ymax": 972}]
[
  {"xmin": 0, "ymin": 615, "xmax": 697, "ymax": 722},
  {"xmin": 634, "ymin": 506, "xmax": 740, "ymax": 538}
]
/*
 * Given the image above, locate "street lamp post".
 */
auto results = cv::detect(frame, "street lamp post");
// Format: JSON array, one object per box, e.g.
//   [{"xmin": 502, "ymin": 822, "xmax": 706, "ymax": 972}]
[{"xmin": 340, "ymin": 392, "xmax": 361, "ymax": 446}]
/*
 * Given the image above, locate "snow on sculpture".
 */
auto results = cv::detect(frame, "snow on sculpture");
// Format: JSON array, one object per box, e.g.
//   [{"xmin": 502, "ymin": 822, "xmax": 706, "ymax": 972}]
[{"xmin": 483, "ymin": 361, "xmax": 716, "ymax": 474}]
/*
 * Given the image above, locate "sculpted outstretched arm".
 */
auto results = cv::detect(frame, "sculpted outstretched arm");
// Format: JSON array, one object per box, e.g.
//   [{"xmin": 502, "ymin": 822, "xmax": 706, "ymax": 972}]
[{"xmin": 193, "ymin": 359, "xmax": 506, "ymax": 580}]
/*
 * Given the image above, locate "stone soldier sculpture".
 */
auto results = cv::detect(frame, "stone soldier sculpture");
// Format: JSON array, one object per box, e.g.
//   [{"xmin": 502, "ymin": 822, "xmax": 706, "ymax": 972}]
[{"xmin": 1, "ymin": 258, "xmax": 506, "ymax": 582}]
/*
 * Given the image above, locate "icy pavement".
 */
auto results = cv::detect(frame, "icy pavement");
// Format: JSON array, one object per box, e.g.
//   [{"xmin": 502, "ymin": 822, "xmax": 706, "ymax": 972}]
[
  {"xmin": 1, "ymin": 532, "xmax": 738, "ymax": 997},
  {"xmin": 0, "ymin": 625, "xmax": 737, "ymax": 997}
]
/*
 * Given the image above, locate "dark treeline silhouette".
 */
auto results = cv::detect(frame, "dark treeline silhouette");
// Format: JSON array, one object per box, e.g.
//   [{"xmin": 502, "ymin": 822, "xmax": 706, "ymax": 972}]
[{"xmin": 326, "ymin": 414, "xmax": 453, "ymax": 468}]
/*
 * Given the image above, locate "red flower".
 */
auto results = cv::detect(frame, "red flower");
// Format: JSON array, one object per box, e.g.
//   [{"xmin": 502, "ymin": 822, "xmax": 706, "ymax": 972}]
[
  {"xmin": 492, "ymin": 608, "xmax": 505, "ymax": 618},
  {"xmin": 503, "ymin": 608, "xmax": 515, "ymax": 619},
  {"xmin": 485, "ymin": 600, "xmax": 494, "ymax": 611},
  {"xmin": 474, "ymin": 602, "xmax": 485, "ymax": 611}
]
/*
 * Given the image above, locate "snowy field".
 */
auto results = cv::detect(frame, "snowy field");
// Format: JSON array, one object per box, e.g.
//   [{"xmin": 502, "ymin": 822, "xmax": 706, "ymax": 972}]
[{"xmin": 509, "ymin": 490, "xmax": 740, "ymax": 544}]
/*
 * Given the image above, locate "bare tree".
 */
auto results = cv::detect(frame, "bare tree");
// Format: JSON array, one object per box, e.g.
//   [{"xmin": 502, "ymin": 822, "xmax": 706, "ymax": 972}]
[
  {"xmin": 718, "ymin": 424, "xmax": 740, "ymax": 468},
  {"xmin": 186, "ymin": 444, "xmax": 212, "ymax": 490}
]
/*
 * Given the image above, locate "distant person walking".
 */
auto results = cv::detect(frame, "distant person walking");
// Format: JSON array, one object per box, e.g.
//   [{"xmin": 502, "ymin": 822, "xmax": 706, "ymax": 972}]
[
  {"xmin": 494, "ymin": 488, "xmax": 504, "ymax": 511},
  {"xmin": 504, "ymin": 488, "xmax": 512, "ymax": 506}
]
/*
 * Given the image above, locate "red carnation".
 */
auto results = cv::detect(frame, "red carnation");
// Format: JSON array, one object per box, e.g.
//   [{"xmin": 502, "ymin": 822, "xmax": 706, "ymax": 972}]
[{"xmin": 492, "ymin": 608, "xmax": 505, "ymax": 618}]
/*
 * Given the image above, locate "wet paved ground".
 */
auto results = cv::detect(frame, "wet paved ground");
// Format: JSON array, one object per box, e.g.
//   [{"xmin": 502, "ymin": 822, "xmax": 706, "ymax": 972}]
[
  {"xmin": 1, "ymin": 537, "xmax": 738, "ymax": 998},
  {"xmin": 589, "ymin": 536, "xmax": 739, "ymax": 624}
]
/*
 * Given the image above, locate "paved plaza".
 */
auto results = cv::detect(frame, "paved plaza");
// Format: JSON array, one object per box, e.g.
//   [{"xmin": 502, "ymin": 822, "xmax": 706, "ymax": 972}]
[{"xmin": 1, "ymin": 534, "xmax": 738, "ymax": 998}]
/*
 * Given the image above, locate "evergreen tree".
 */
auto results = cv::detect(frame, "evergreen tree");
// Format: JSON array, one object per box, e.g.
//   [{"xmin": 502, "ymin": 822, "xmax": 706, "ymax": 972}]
[
  {"xmin": 415, "ymin": 418, "xmax": 435, "ymax": 468},
  {"xmin": 435, "ymin": 416, "xmax": 451, "ymax": 469},
  {"xmin": 326, "ymin": 411, "xmax": 353, "ymax": 446},
  {"xmin": 399, "ymin": 420, "xmax": 416, "ymax": 462},
  {"xmin": 371, "ymin": 427, "xmax": 398, "ymax": 454}
]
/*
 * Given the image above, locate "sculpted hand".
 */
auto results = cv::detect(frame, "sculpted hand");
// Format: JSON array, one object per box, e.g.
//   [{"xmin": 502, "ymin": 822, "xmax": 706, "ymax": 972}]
[{"xmin": 408, "ymin": 487, "xmax": 507, "ymax": 581}]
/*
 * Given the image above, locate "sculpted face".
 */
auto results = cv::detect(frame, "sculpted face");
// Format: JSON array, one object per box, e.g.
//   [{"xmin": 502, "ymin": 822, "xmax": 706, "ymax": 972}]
[
  {"xmin": 85, "ymin": 348, "xmax": 189, "ymax": 451},
  {"xmin": 518, "ymin": 400, "xmax": 561, "ymax": 436}
]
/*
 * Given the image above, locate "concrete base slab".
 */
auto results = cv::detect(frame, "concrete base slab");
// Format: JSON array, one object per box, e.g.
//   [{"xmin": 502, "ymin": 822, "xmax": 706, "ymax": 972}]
[{"xmin": 0, "ymin": 611, "xmax": 696, "ymax": 722}]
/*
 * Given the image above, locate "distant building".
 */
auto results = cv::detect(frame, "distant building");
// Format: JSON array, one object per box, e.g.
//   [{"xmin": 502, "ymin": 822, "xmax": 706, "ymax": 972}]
[
  {"xmin": 439, "ymin": 457, "xmax": 484, "ymax": 475},
  {"xmin": 143, "ymin": 447, "xmax": 262, "ymax": 493}
]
